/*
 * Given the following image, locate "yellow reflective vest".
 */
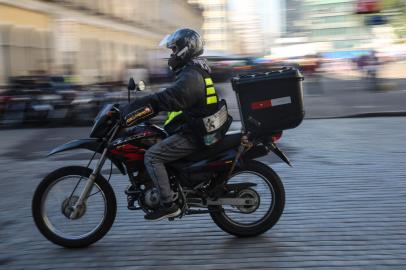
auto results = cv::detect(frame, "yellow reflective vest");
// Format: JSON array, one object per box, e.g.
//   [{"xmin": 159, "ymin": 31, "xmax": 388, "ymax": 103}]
[{"xmin": 164, "ymin": 76, "xmax": 218, "ymax": 127}]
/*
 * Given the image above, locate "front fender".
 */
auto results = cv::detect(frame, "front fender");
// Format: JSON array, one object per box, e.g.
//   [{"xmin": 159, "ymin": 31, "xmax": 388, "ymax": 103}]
[
  {"xmin": 48, "ymin": 139, "xmax": 126, "ymax": 175},
  {"xmin": 47, "ymin": 139, "xmax": 104, "ymax": 156}
]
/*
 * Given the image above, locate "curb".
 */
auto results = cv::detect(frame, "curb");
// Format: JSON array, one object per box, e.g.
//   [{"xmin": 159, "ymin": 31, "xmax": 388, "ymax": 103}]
[{"xmin": 306, "ymin": 111, "xmax": 406, "ymax": 120}]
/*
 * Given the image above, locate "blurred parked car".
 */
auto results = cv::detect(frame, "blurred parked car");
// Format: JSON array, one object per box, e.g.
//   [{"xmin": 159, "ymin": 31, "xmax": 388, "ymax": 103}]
[{"xmin": 0, "ymin": 76, "xmax": 78, "ymax": 125}]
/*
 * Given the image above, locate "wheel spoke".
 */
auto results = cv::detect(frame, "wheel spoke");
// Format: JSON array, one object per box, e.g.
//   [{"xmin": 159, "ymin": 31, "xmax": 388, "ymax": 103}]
[
  {"xmin": 41, "ymin": 175, "xmax": 107, "ymax": 240},
  {"xmin": 209, "ymin": 162, "xmax": 284, "ymax": 237},
  {"xmin": 32, "ymin": 166, "xmax": 116, "ymax": 248}
]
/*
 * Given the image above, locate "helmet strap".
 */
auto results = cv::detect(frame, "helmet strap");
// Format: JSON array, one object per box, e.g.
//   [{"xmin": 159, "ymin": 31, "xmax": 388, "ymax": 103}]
[{"xmin": 168, "ymin": 54, "xmax": 183, "ymax": 71}]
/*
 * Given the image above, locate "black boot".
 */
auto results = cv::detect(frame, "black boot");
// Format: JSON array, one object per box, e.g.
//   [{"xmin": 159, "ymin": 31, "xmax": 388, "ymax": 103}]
[{"xmin": 144, "ymin": 202, "xmax": 181, "ymax": 221}]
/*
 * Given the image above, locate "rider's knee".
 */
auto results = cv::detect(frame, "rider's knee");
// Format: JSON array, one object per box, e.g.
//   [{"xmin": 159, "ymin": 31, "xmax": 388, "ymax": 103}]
[
  {"xmin": 144, "ymin": 150, "xmax": 154, "ymax": 165},
  {"xmin": 144, "ymin": 148, "xmax": 162, "ymax": 166}
]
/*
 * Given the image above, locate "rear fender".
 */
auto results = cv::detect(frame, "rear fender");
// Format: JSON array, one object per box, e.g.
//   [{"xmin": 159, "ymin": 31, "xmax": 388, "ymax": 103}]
[
  {"xmin": 47, "ymin": 139, "xmax": 126, "ymax": 174},
  {"xmin": 243, "ymin": 143, "xmax": 292, "ymax": 166},
  {"xmin": 269, "ymin": 143, "xmax": 292, "ymax": 167},
  {"xmin": 243, "ymin": 144, "xmax": 268, "ymax": 160}
]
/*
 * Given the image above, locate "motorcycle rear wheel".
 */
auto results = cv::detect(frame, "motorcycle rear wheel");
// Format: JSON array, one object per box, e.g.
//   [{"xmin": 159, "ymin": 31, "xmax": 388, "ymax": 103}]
[
  {"xmin": 209, "ymin": 160, "xmax": 285, "ymax": 237},
  {"xmin": 32, "ymin": 166, "xmax": 116, "ymax": 248}
]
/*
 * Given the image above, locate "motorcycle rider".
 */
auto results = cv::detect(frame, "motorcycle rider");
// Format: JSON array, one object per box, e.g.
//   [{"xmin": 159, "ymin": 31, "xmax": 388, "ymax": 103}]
[{"xmin": 121, "ymin": 28, "xmax": 231, "ymax": 221}]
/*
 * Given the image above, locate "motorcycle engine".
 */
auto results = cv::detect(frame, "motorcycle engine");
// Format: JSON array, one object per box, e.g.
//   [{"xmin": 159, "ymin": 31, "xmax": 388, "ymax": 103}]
[
  {"xmin": 180, "ymin": 172, "xmax": 212, "ymax": 188},
  {"xmin": 139, "ymin": 188, "xmax": 160, "ymax": 210}
]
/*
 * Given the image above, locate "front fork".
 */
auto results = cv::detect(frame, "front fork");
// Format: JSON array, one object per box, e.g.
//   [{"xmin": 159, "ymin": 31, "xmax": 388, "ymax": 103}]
[{"xmin": 70, "ymin": 125, "xmax": 119, "ymax": 219}]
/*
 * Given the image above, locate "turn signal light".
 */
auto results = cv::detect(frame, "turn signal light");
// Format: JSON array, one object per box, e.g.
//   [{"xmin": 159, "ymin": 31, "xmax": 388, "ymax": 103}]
[{"xmin": 271, "ymin": 132, "xmax": 282, "ymax": 142}]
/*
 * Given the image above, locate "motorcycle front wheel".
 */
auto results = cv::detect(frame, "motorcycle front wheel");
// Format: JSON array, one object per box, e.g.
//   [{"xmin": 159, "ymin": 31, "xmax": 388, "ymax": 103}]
[
  {"xmin": 209, "ymin": 160, "xmax": 285, "ymax": 237},
  {"xmin": 32, "ymin": 166, "xmax": 116, "ymax": 248}
]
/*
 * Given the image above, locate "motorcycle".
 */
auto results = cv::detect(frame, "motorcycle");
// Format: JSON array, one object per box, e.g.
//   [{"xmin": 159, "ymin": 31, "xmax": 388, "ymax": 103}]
[{"xmin": 32, "ymin": 79, "xmax": 291, "ymax": 248}]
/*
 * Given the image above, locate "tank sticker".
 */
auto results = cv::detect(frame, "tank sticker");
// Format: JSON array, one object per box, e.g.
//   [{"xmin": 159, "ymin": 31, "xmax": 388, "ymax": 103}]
[{"xmin": 126, "ymin": 105, "xmax": 153, "ymax": 126}]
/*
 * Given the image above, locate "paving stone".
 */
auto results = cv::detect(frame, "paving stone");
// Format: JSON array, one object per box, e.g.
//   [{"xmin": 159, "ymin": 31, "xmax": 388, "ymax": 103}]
[{"xmin": 1, "ymin": 117, "xmax": 406, "ymax": 269}]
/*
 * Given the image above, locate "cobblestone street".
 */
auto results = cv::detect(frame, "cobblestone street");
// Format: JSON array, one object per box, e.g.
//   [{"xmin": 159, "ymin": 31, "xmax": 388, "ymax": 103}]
[{"xmin": 1, "ymin": 117, "xmax": 406, "ymax": 269}]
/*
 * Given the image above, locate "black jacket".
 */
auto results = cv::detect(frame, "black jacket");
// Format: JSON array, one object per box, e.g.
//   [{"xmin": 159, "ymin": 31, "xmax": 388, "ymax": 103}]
[{"xmin": 122, "ymin": 59, "xmax": 214, "ymax": 131}]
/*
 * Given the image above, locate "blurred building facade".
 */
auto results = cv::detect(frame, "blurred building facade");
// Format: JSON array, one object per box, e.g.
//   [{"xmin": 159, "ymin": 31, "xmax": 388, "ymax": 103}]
[
  {"xmin": 0, "ymin": 0, "xmax": 203, "ymax": 85},
  {"xmin": 304, "ymin": 0, "xmax": 372, "ymax": 50},
  {"xmin": 272, "ymin": 0, "xmax": 384, "ymax": 57},
  {"xmin": 281, "ymin": 0, "xmax": 305, "ymax": 37},
  {"xmin": 228, "ymin": 0, "xmax": 265, "ymax": 55},
  {"xmin": 188, "ymin": 0, "xmax": 242, "ymax": 54},
  {"xmin": 191, "ymin": 0, "xmax": 283, "ymax": 56}
]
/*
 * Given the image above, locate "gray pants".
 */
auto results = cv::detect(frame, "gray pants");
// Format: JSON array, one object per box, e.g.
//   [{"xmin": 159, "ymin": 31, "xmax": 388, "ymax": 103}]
[{"xmin": 144, "ymin": 133, "xmax": 198, "ymax": 204}]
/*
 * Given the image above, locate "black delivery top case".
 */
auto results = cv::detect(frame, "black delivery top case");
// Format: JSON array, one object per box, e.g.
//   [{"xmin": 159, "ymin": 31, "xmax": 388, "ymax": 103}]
[{"xmin": 231, "ymin": 67, "xmax": 305, "ymax": 137}]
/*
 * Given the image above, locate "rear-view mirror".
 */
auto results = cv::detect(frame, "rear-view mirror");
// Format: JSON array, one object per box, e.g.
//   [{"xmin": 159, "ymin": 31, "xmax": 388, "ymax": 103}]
[{"xmin": 128, "ymin": 78, "xmax": 136, "ymax": 91}]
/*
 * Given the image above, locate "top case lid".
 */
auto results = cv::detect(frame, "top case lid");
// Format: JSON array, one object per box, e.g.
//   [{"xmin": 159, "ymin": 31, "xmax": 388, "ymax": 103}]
[{"xmin": 231, "ymin": 66, "xmax": 304, "ymax": 90}]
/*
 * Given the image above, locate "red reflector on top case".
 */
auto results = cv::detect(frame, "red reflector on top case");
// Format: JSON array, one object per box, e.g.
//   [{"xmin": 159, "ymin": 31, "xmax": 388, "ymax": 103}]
[
  {"xmin": 251, "ymin": 99, "xmax": 272, "ymax": 110},
  {"xmin": 251, "ymin": 97, "xmax": 292, "ymax": 110}
]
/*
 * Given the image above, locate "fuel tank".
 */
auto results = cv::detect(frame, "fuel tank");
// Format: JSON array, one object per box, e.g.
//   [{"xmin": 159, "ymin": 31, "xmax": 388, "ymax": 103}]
[{"xmin": 110, "ymin": 124, "xmax": 167, "ymax": 172}]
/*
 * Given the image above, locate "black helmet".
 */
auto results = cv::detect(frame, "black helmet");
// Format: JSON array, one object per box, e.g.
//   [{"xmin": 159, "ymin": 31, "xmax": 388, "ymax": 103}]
[{"xmin": 159, "ymin": 28, "xmax": 204, "ymax": 71}]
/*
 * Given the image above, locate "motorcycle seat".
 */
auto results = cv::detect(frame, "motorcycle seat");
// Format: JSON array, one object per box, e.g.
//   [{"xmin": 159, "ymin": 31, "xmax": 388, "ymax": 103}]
[{"xmin": 182, "ymin": 131, "xmax": 241, "ymax": 162}]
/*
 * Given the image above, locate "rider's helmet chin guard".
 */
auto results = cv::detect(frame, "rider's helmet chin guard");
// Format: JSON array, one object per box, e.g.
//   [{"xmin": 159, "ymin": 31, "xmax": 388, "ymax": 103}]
[{"xmin": 159, "ymin": 28, "xmax": 204, "ymax": 71}]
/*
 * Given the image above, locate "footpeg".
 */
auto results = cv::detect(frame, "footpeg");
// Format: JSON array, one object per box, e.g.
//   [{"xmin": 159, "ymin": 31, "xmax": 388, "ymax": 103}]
[
  {"xmin": 185, "ymin": 209, "xmax": 211, "ymax": 215},
  {"xmin": 125, "ymin": 188, "xmax": 141, "ymax": 196},
  {"xmin": 127, "ymin": 194, "xmax": 139, "ymax": 210},
  {"xmin": 125, "ymin": 185, "xmax": 142, "ymax": 210}
]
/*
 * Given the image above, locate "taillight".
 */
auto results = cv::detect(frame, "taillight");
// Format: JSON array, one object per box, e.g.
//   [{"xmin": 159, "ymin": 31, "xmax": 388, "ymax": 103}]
[{"xmin": 271, "ymin": 131, "xmax": 282, "ymax": 142}]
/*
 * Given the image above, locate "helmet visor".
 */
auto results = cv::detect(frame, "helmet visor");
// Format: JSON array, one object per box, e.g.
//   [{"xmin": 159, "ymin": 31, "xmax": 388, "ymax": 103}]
[
  {"xmin": 158, "ymin": 34, "xmax": 177, "ymax": 48},
  {"xmin": 158, "ymin": 34, "xmax": 170, "ymax": 47}
]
